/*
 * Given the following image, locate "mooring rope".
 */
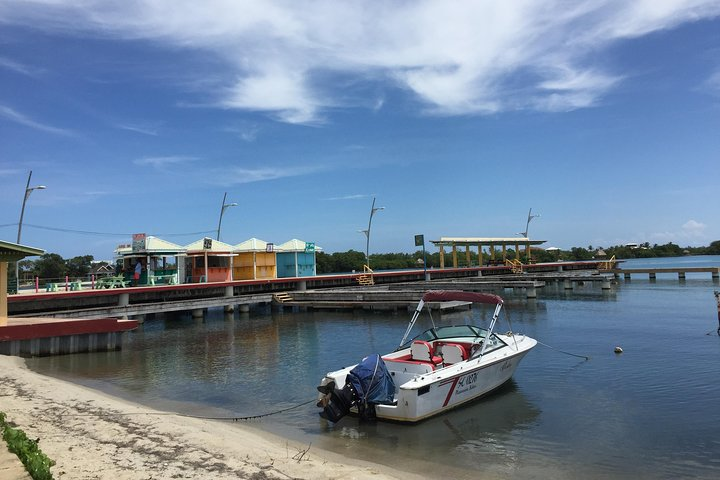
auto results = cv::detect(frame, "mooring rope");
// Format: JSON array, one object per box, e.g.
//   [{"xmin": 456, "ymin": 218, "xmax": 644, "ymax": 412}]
[
  {"xmin": 60, "ymin": 398, "xmax": 317, "ymax": 422},
  {"xmin": 536, "ymin": 340, "xmax": 590, "ymax": 360}
]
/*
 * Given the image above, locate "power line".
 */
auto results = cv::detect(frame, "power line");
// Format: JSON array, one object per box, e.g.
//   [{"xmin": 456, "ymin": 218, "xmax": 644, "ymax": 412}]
[{"xmin": 1, "ymin": 222, "xmax": 214, "ymax": 238}]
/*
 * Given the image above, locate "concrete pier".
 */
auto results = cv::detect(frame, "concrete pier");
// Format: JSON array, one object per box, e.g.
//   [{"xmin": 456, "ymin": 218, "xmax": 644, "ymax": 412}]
[
  {"xmin": 0, "ymin": 317, "xmax": 137, "ymax": 357},
  {"xmin": 611, "ymin": 267, "xmax": 720, "ymax": 281}
]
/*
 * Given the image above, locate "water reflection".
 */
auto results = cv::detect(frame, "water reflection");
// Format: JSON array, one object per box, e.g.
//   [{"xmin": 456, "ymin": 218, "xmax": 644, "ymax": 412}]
[
  {"xmin": 317, "ymin": 381, "xmax": 540, "ymax": 472},
  {"xmin": 24, "ymin": 262, "xmax": 720, "ymax": 479}
]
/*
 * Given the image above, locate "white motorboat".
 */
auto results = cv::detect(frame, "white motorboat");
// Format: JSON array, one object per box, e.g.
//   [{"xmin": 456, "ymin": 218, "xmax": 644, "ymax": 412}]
[{"xmin": 317, "ymin": 290, "xmax": 536, "ymax": 423}]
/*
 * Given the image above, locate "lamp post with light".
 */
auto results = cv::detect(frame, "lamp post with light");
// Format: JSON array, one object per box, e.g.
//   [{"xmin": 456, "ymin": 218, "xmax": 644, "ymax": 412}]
[
  {"xmin": 16, "ymin": 170, "xmax": 46, "ymax": 292},
  {"xmin": 358, "ymin": 197, "xmax": 384, "ymax": 269},
  {"xmin": 216, "ymin": 192, "xmax": 238, "ymax": 241}
]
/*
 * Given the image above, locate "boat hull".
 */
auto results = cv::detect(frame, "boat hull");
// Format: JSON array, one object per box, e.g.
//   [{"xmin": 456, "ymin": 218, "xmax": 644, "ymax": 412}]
[
  {"xmin": 376, "ymin": 345, "xmax": 533, "ymax": 422},
  {"xmin": 319, "ymin": 335, "xmax": 536, "ymax": 423}
]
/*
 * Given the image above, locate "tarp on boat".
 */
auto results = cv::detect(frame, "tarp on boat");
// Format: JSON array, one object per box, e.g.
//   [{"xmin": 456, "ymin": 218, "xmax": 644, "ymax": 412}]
[{"xmin": 347, "ymin": 354, "xmax": 395, "ymax": 406}]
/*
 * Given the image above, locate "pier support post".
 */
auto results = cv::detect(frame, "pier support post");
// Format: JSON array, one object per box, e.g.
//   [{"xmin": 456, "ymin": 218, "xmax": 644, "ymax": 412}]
[
  {"xmin": 239, "ymin": 304, "xmax": 250, "ymax": 313},
  {"xmin": 191, "ymin": 308, "xmax": 204, "ymax": 320},
  {"xmin": 563, "ymin": 279, "xmax": 573, "ymax": 290},
  {"xmin": 298, "ymin": 280, "xmax": 307, "ymax": 291},
  {"xmin": 601, "ymin": 278, "xmax": 612, "ymax": 290},
  {"xmin": 624, "ymin": 273, "xmax": 631, "ymax": 280},
  {"xmin": 118, "ymin": 293, "xmax": 130, "ymax": 307},
  {"xmin": 425, "ymin": 272, "xmax": 432, "ymax": 281},
  {"xmin": 649, "ymin": 272, "xmax": 656, "ymax": 280},
  {"xmin": 526, "ymin": 286, "xmax": 537, "ymax": 298},
  {"xmin": 224, "ymin": 286, "xmax": 235, "ymax": 312},
  {"xmin": 678, "ymin": 272, "xmax": 685, "ymax": 280},
  {"xmin": 713, "ymin": 268, "xmax": 719, "ymax": 280}
]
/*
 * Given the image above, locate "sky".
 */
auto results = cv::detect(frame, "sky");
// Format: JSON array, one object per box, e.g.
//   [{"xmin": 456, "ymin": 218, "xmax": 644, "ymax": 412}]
[{"xmin": 1, "ymin": 0, "xmax": 719, "ymax": 261}]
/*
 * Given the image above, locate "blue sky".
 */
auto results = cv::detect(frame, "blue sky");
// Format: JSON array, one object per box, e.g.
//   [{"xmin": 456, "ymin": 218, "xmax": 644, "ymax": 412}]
[{"xmin": 1, "ymin": 1, "xmax": 719, "ymax": 260}]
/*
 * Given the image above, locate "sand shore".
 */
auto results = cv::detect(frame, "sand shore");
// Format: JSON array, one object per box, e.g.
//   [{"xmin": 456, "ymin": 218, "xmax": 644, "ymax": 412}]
[{"xmin": 0, "ymin": 355, "xmax": 420, "ymax": 480}]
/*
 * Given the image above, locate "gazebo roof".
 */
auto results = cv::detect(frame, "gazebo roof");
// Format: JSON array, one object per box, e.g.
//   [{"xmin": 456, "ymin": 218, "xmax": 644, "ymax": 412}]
[
  {"xmin": 0, "ymin": 240, "xmax": 45, "ymax": 262},
  {"xmin": 276, "ymin": 239, "xmax": 322, "ymax": 252},
  {"xmin": 430, "ymin": 236, "xmax": 546, "ymax": 247},
  {"xmin": 234, "ymin": 238, "xmax": 271, "ymax": 252}
]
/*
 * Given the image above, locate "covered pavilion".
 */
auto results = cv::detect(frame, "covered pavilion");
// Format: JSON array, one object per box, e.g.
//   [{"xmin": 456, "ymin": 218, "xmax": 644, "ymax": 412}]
[
  {"xmin": 430, "ymin": 237, "xmax": 546, "ymax": 268},
  {"xmin": 1, "ymin": 240, "xmax": 44, "ymax": 325}
]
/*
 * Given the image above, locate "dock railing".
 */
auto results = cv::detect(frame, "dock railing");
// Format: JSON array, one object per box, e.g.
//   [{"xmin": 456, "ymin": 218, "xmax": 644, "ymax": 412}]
[
  {"xmin": 598, "ymin": 255, "xmax": 617, "ymax": 271},
  {"xmin": 505, "ymin": 258, "xmax": 523, "ymax": 274},
  {"xmin": 357, "ymin": 265, "xmax": 375, "ymax": 286}
]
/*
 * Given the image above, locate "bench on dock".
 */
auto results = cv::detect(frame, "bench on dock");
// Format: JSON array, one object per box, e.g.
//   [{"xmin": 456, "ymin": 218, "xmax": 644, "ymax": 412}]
[
  {"xmin": 149, "ymin": 274, "xmax": 177, "ymax": 285},
  {"xmin": 94, "ymin": 276, "xmax": 128, "ymax": 289}
]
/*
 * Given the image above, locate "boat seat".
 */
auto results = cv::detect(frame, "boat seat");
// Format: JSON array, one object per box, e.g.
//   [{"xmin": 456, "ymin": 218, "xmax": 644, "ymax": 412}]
[
  {"xmin": 438, "ymin": 343, "xmax": 467, "ymax": 365},
  {"xmin": 410, "ymin": 340, "xmax": 443, "ymax": 365}
]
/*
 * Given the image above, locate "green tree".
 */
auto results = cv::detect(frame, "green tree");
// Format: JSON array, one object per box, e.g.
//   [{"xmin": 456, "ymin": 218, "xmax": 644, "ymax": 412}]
[
  {"xmin": 34, "ymin": 253, "xmax": 67, "ymax": 281},
  {"xmin": 66, "ymin": 255, "xmax": 94, "ymax": 279}
]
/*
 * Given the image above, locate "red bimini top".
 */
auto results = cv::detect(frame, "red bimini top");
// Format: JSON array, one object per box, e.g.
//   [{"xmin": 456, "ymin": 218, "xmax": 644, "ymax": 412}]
[{"xmin": 421, "ymin": 290, "xmax": 504, "ymax": 305}]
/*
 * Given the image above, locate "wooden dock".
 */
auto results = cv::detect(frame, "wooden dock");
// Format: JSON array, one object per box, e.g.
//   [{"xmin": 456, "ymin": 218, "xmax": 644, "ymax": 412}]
[
  {"xmin": 273, "ymin": 289, "xmax": 471, "ymax": 312},
  {"xmin": 609, "ymin": 267, "xmax": 720, "ymax": 280}
]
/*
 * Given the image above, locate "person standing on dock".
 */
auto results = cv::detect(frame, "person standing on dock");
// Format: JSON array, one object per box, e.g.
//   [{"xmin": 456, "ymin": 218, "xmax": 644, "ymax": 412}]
[{"xmin": 133, "ymin": 260, "xmax": 142, "ymax": 287}]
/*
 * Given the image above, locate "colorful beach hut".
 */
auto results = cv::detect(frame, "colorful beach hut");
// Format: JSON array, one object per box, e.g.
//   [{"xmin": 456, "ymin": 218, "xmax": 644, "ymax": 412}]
[
  {"xmin": 183, "ymin": 237, "xmax": 234, "ymax": 283},
  {"xmin": 276, "ymin": 239, "xmax": 320, "ymax": 278},
  {"xmin": 233, "ymin": 238, "xmax": 277, "ymax": 280},
  {"xmin": 115, "ymin": 235, "xmax": 185, "ymax": 285}
]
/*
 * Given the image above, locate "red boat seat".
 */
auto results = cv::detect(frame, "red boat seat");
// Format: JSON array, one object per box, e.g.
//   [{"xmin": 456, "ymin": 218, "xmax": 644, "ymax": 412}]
[
  {"xmin": 438, "ymin": 343, "xmax": 468, "ymax": 365},
  {"xmin": 410, "ymin": 340, "xmax": 443, "ymax": 365}
]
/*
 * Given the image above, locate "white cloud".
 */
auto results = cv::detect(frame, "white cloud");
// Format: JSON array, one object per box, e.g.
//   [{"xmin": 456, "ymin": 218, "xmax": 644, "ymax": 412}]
[
  {"xmin": 0, "ymin": 104, "xmax": 74, "ymax": 136},
  {"xmin": 650, "ymin": 219, "xmax": 708, "ymax": 244},
  {"xmin": 222, "ymin": 123, "xmax": 261, "ymax": 142},
  {"xmin": 324, "ymin": 194, "xmax": 371, "ymax": 201},
  {"xmin": 0, "ymin": 56, "xmax": 42, "ymax": 76},
  {"xmin": 219, "ymin": 164, "xmax": 327, "ymax": 185},
  {"xmin": 2, "ymin": 0, "xmax": 720, "ymax": 123},
  {"xmin": 133, "ymin": 156, "xmax": 198, "ymax": 167},
  {"xmin": 116, "ymin": 123, "xmax": 160, "ymax": 136},
  {"xmin": 703, "ymin": 69, "xmax": 720, "ymax": 95}
]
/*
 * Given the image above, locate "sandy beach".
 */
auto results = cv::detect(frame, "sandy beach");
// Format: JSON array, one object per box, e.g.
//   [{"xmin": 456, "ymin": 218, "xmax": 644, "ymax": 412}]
[{"xmin": 0, "ymin": 355, "xmax": 420, "ymax": 480}]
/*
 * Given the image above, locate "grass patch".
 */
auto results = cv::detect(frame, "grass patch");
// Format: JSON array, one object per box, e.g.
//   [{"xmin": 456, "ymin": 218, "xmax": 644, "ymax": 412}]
[{"xmin": 0, "ymin": 411, "xmax": 55, "ymax": 480}]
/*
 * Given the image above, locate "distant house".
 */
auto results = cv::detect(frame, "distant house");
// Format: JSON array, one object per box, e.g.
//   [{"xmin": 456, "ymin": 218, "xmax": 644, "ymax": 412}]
[{"xmin": 90, "ymin": 262, "xmax": 115, "ymax": 278}]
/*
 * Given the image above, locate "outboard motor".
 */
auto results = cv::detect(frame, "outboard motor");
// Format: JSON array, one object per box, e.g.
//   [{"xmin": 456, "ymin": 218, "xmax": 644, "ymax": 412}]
[
  {"xmin": 317, "ymin": 381, "xmax": 358, "ymax": 423},
  {"xmin": 317, "ymin": 354, "xmax": 396, "ymax": 423}
]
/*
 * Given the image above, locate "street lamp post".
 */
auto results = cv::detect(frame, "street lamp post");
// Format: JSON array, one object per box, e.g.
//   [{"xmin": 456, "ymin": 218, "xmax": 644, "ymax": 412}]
[
  {"xmin": 216, "ymin": 192, "xmax": 238, "ymax": 241},
  {"xmin": 359, "ymin": 197, "xmax": 384, "ymax": 269},
  {"xmin": 517, "ymin": 207, "xmax": 540, "ymax": 263},
  {"xmin": 16, "ymin": 170, "xmax": 46, "ymax": 292}
]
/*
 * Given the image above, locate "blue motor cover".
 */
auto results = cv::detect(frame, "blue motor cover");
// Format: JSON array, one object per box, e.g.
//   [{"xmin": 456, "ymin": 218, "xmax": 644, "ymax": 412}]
[{"xmin": 347, "ymin": 354, "xmax": 396, "ymax": 406}]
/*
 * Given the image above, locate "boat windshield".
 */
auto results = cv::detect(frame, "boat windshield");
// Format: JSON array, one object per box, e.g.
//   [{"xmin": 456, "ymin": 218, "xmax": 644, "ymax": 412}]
[{"xmin": 408, "ymin": 325, "xmax": 487, "ymax": 344}]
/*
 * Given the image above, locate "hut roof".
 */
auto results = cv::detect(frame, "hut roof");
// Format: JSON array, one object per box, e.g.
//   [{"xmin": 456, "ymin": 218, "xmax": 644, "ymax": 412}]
[
  {"xmin": 276, "ymin": 239, "xmax": 322, "ymax": 252},
  {"xmin": 184, "ymin": 237, "xmax": 235, "ymax": 254},
  {"xmin": 234, "ymin": 238, "xmax": 271, "ymax": 252},
  {"xmin": 115, "ymin": 236, "xmax": 185, "ymax": 256}
]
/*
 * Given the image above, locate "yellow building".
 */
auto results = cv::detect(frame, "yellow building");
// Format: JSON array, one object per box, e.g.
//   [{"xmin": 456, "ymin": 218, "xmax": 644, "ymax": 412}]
[{"xmin": 232, "ymin": 238, "xmax": 277, "ymax": 280}]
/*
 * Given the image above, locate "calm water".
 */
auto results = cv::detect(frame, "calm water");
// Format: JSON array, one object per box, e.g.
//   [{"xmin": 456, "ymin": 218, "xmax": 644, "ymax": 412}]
[{"xmin": 27, "ymin": 256, "xmax": 720, "ymax": 479}]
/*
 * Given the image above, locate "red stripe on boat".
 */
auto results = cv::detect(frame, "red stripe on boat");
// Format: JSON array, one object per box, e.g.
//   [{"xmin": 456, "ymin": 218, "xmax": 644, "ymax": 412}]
[{"xmin": 443, "ymin": 377, "xmax": 459, "ymax": 407}]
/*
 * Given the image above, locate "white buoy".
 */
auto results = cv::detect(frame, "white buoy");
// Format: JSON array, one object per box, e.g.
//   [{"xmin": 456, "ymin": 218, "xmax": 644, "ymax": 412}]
[{"xmin": 614, "ymin": 346, "xmax": 623, "ymax": 354}]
